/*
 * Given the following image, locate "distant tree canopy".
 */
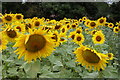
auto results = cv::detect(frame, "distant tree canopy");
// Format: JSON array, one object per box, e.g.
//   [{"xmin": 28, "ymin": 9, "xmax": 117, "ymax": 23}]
[{"xmin": 2, "ymin": 2, "xmax": 120, "ymax": 22}]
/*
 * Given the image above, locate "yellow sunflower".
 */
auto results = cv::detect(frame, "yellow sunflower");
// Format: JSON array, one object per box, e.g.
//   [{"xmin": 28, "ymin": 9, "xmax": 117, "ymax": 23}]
[
  {"xmin": 75, "ymin": 27, "xmax": 82, "ymax": 34},
  {"xmin": 0, "ymin": 32, "xmax": 8, "ymax": 51},
  {"xmin": 73, "ymin": 33, "xmax": 85, "ymax": 45},
  {"xmin": 82, "ymin": 16, "xmax": 87, "ymax": 21},
  {"xmin": 108, "ymin": 23, "xmax": 114, "ymax": 28},
  {"xmin": 54, "ymin": 23, "xmax": 62, "ymax": 30},
  {"xmin": 90, "ymin": 30, "xmax": 98, "ymax": 35},
  {"xmin": 84, "ymin": 19, "xmax": 91, "ymax": 27},
  {"xmin": 92, "ymin": 31, "xmax": 105, "ymax": 44},
  {"xmin": 88, "ymin": 21, "xmax": 98, "ymax": 29},
  {"xmin": 68, "ymin": 31, "xmax": 76, "ymax": 40},
  {"xmin": 58, "ymin": 33, "xmax": 67, "ymax": 43},
  {"xmin": 113, "ymin": 27, "xmax": 119, "ymax": 33},
  {"xmin": 32, "ymin": 19, "xmax": 41, "ymax": 28},
  {"xmin": 2, "ymin": 13, "xmax": 14, "ymax": 23},
  {"xmin": 71, "ymin": 23, "xmax": 78, "ymax": 29},
  {"xmin": 66, "ymin": 23, "xmax": 71, "ymax": 30},
  {"xmin": 13, "ymin": 28, "xmax": 55, "ymax": 62},
  {"xmin": 2, "ymin": 25, "xmax": 20, "ymax": 42},
  {"xmin": 74, "ymin": 45, "xmax": 109, "ymax": 71},
  {"xmin": 13, "ymin": 13, "xmax": 24, "ymax": 21},
  {"xmin": 97, "ymin": 17, "xmax": 106, "ymax": 26},
  {"xmin": 60, "ymin": 25, "xmax": 68, "ymax": 34},
  {"xmin": 79, "ymin": 19, "xmax": 83, "ymax": 23},
  {"xmin": 106, "ymin": 53, "xmax": 114, "ymax": 60}
]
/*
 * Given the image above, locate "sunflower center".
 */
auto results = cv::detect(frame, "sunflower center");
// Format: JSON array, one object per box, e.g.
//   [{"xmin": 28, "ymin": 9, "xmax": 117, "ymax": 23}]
[
  {"xmin": 90, "ymin": 22, "xmax": 96, "ymax": 27},
  {"xmin": 108, "ymin": 54, "xmax": 111, "ymax": 58},
  {"xmin": 5, "ymin": 16, "xmax": 12, "ymax": 21},
  {"xmin": 99, "ymin": 19, "xmax": 104, "ymax": 23},
  {"xmin": 67, "ymin": 25, "xmax": 70, "ymax": 28},
  {"xmin": 115, "ymin": 28, "xmax": 119, "ymax": 31},
  {"xmin": 6, "ymin": 29, "xmax": 17, "ymax": 38},
  {"xmin": 16, "ymin": 26, "xmax": 21, "ymax": 32},
  {"xmin": 16, "ymin": 15, "xmax": 22, "ymax": 19},
  {"xmin": 82, "ymin": 49, "xmax": 100, "ymax": 63},
  {"xmin": 25, "ymin": 34, "xmax": 46, "ymax": 52},
  {"xmin": 77, "ymin": 36, "xmax": 81, "ymax": 41},
  {"xmin": 25, "ymin": 23, "xmax": 31, "ymax": 30},
  {"xmin": 96, "ymin": 36, "xmax": 101, "ymax": 42},
  {"xmin": 35, "ymin": 21, "xmax": 40, "ymax": 26},
  {"xmin": 55, "ymin": 25, "xmax": 61, "ymax": 29},
  {"xmin": 71, "ymin": 35, "xmax": 75, "ymax": 39},
  {"xmin": 51, "ymin": 34, "xmax": 58, "ymax": 42},
  {"xmin": 62, "ymin": 28, "xmax": 65, "ymax": 33},
  {"xmin": 72, "ymin": 24, "xmax": 76, "ymax": 28},
  {"xmin": 76, "ymin": 30, "xmax": 81, "ymax": 34}
]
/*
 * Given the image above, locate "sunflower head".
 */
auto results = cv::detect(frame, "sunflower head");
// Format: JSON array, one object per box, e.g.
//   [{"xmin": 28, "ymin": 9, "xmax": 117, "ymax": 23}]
[
  {"xmin": 14, "ymin": 13, "xmax": 24, "ymax": 21},
  {"xmin": 106, "ymin": 53, "xmax": 114, "ymax": 60},
  {"xmin": 2, "ymin": 14, "xmax": 14, "ymax": 23},
  {"xmin": 108, "ymin": 23, "xmax": 114, "ymax": 28},
  {"xmin": 76, "ymin": 27, "xmax": 82, "ymax": 34},
  {"xmin": 71, "ymin": 23, "xmax": 78, "ymax": 29},
  {"xmin": 97, "ymin": 17, "xmax": 106, "ymax": 25},
  {"xmin": 113, "ymin": 27, "xmax": 119, "ymax": 33},
  {"xmin": 69, "ymin": 31, "xmax": 76, "ymax": 40},
  {"xmin": 82, "ymin": 16, "xmax": 87, "ymax": 21},
  {"xmin": 74, "ymin": 45, "xmax": 109, "ymax": 71},
  {"xmin": 92, "ymin": 31, "xmax": 105, "ymax": 44},
  {"xmin": 88, "ymin": 21, "xmax": 98, "ymax": 29}
]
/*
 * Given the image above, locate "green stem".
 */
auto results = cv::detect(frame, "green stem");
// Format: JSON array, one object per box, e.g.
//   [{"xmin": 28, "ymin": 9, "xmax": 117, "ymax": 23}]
[{"xmin": 98, "ymin": 71, "xmax": 103, "ymax": 78}]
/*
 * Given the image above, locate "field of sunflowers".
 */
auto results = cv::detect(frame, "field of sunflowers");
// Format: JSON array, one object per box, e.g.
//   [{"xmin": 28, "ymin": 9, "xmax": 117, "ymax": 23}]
[{"xmin": 0, "ymin": 13, "xmax": 119, "ymax": 79}]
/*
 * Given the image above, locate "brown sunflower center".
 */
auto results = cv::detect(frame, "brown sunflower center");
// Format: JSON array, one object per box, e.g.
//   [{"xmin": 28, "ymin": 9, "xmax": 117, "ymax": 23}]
[
  {"xmin": 62, "ymin": 28, "xmax": 65, "ymax": 33},
  {"xmin": 99, "ymin": 19, "xmax": 104, "ymax": 23},
  {"xmin": 25, "ymin": 23, "xmax": 31, "ymax": 30},
  {"xmin": 6, "ymin": 29, "xmax": 17, "ymax": 38},
  {"xmin": 77, "ymin": 36, "xmax": 81, "ymax": 41},
  {"xmin": 72, "ymin": 24, "xmax": 76, "ymax": 28},
  {"xmin": 67, "ymin": 25, "xmax": 70, "ymax": 28},
  {"xmin": 71, "ymin": 35, "xmax": 75, "ymax": 39},
  {"xmin": 25, "ymin": 34, "xmax": 46, "ymax": 52},
  {"xmin": 55, "ymin": 25, "xmax": 61, "ymax": 29},
  {"xmin": 35, "ymin": 21, "xmax": 40, "ymax": 26},
  {"xmin": 76, "ymin": 30, "xmax": 81, "ymax": 34},
  {"xmin": 5, "ymin": 16, "xmax": 12, "ymax": 21},
  {"xmin": 115, "ymin": 28, "xmax": 119, "ymax": 31},
  {"xmin": 96, "ymin": 36, "xmax": 101, "ymax": 42},
  {"xmin": 90, "ymin": 22, "xmax": 96, "ymax": 27},
  {"xmin": 82, "ymin": 49, "xmax": 100, "ymax": 63},
  {"xmin": 16, "ymin": 26, "xmax": 21, "ymax": 32},
  {"xmin": 92, "ymin": 31, "xmax": 97, "ymax": 35},
  {"xmin": 16, "ymin": 15, "xmax": 22, "ymax": 20},
  {"xmin": 51, "ymin": 34, "xmax": 58, "ymax": 42},
  {"xmin": 108, "ymin": 54, "xmax": 112, "ymax": 58}
]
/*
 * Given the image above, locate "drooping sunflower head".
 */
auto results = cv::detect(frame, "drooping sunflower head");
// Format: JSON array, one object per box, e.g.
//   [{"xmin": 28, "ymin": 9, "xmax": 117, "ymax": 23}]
[
  {"xmin": 113, "ymin": 27, "xmax": 119, "ymax": 33},
  {"xmin": 97, "ymin": 17, "xmax": 107, "ymax": 25},
  {"xmin": 2, "ymin": 13, "xmax": 14, "ymax": 23},
  {"xmin": 92, "ymin": 31, "xmax": 105, "ymax": 44},
  {"xmin": 14, "ymin": 28, "xmax": 55, "ymax": 62},
  {"xmin": 73, "ymin": 33, "xmax": 85, "ymax": 45},
  {"xmin": 74, "ymin": 45, "xmax": 109, "ymax": 71},
  {"xmin": 88, "ymin": 21, "xmax": 98, "ymax": 29},
  {"xmin": 108, "ymin": 23, "xmax": 114, "ymax": 28},
  {"xmin": 14, "ymin": 13, "xmax": 24, "ymax": 21}
]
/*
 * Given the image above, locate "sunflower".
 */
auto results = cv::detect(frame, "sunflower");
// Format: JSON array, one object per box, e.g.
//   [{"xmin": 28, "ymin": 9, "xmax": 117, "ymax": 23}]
[
  {"xmin": 2, "ymin": 13, "xmax": 14, "ymax": 23},
  {"xmin": 12, "ymin": 21, "xmax": 25, "ymax": 32},
  {"xmin": 79, "ymin": 19, "xmax": 83, "ymax": 23},
  {"xmin": 66, "ymin": 23, "xmax": 71, "ymax": 30},
  {"xmin": 84, "ymin": 19, "xmax": 91, "ymax": 27},
  {"xmin": 88, "ymin": 21, "xmax": 98, "ymax": 29},
  {"xmin": 14, "ymin": 13, "xmax": 24, "ymax": 21},
  {"xmin": 74, "ymin": 45, "xmax": 109, "ymax": 71},
  {"xmin": 2, "ymin": 25, "xmax": 20, "ymax": 42},
  {"xmin": 108, "ymin": 23, "xmax": 114, "ymax": 28},
  {"xmin": 13, "ymin": 28, "xmax": 55, "ymax": 62},
  {"xmin": 32, "ymin": 19, "xmax": 41, "ymax": 28},
  {"xmin": 75, "ymin": 27, "xmax": 82, "ymax": 34},
  {"xmin": 90, "ymin": 30, "xmax": 98, "ymax": 35},
  {"xmin": 113, "ymin": 27, "xmax": 119, "ymax": 33},
  {"xmin": 25, "ymin": 23, "xmax": 33, "ymax": 31},
  {"xmin": 54, "ymin": 23, "xmax": 62, "ymax": 30},
  {"xmin": 68, "ymin": 31, "xmax": 76, "ymax": 40},
  {"xmin": 58, "ymin": 33, "xmax": 67, "ymax": 43},
  {"xmin": 92, "ymin": 31, "xmax": 105, "ymax": 44},
  {"xmin": 60, "ymin": 25, "xmax": 68, "ymax": 34},
  {"xmin": 50, "ymin": 31, "xmax": 60, "ymax": 47},
  {"xmin": 82, "ymin": 16, "xmax": 87, "ymax": 21},
  {"xmin": 106, "ymin": 53, "xmax": 114, "ymax": 60},
  {"xmin": 0, "ymin": 32, "xmax": 8, "ymax": 51},
  {"xmin": 73, "ymin": 33, "xmax": 85, "ymax": 45},
  {"xmin": 71, "ymin": 23, "xmax": 78, "ymax": 29},
  {"xmin": 97, "ymin": 17, "xmax": 106, "ymax": 25}
]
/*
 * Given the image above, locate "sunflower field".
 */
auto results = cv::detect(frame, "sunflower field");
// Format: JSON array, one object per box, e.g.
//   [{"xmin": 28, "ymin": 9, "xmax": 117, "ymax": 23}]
[{"xmin": 0, "ymin": 13, "xmax": 119, "ymax": 79}]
